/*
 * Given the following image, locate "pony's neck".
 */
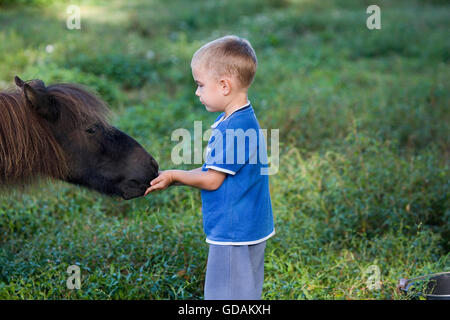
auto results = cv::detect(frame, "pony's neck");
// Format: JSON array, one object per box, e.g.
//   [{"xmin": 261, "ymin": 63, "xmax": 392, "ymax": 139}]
[{"xmin": 0, "ymin": 91, "xmax": 68, "ymax": 186}]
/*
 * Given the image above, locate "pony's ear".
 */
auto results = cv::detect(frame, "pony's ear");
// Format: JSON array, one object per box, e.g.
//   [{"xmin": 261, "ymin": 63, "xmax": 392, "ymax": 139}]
[
  {"xmin": 23, "ymin": 82, "xmax": 59, "ymax": 122},
  {"xmin": 15, "ymin": 76, "xmax": 25, "ymax": 88},
  {"xmin": 23, "ymin": 83, "xmax": 44, "ymax": 109}
]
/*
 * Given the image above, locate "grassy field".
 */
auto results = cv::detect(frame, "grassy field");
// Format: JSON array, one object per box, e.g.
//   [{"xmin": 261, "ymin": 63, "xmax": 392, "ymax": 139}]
[{"xmin": 0, "ymin": 0, "xmax": 448, "ymax": 299}]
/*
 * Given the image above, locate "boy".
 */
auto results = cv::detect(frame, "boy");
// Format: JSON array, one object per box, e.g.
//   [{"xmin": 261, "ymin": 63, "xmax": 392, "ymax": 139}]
[{"xmin": 144, "ymin": 35, "xmax": 275, "ymax": 300}]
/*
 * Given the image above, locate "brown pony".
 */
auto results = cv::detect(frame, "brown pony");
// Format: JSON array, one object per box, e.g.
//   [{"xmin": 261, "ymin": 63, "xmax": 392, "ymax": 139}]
[{"xmin": 0, "ymin": 76, "xmax": 159, "ymax": 199}]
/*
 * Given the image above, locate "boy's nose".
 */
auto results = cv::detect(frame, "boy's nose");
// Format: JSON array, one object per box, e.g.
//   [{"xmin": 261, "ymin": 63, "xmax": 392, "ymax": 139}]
[{"xmin": 195, "ymin": 87, "xmax": 200, "ymax": 97}]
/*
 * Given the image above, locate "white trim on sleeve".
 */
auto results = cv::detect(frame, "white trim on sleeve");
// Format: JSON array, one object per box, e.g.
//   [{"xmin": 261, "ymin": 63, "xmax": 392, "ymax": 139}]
[
  {"xmin": 206, "ymin": 229, "xmax": 275, "ymax": 246},
  {"xmin": 205, "ymin": 165, "xmax": 236, "ymax": 175}
]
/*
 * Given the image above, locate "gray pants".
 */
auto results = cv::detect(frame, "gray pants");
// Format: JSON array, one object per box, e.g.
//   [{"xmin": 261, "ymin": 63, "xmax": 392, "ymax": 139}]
[{"xmin": 204, "ymin": 241, "xmax": 266, "ymax": 300}]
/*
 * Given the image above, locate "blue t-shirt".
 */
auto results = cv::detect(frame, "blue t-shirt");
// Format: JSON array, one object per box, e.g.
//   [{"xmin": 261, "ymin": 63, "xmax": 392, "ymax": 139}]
[{"xmin": 201, "ymin": 102, "xmax": 275, "ymax": 245}]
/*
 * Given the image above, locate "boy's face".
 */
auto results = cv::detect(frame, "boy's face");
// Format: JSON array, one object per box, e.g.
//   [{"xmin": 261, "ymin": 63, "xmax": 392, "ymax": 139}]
[{"xmin": 192, "ymin": 65, "xmax": 226, "ymax": 113}]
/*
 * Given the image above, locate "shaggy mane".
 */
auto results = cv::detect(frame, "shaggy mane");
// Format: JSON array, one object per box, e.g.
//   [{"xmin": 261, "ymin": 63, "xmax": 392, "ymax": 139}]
[{"xmin": 0, "ymin": 81, "xmax": 111, "ymax": 186}]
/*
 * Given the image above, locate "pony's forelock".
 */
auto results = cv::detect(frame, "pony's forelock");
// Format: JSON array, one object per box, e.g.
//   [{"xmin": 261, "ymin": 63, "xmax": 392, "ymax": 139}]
[{"xmin": 46, "ymin": 83, "xmax": 112, "ymax": 130}]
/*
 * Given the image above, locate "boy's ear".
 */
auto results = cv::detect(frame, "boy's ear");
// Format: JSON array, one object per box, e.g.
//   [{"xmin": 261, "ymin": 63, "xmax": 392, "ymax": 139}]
[{"xmin": 220, "ymin": 78, "xmax": 232, "ymax": 96}]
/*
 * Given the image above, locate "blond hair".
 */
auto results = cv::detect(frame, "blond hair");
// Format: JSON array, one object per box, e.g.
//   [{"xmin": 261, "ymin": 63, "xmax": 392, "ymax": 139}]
[{"xmin": 191, "ymin": 35, "xmax": 258, "ymax": 88}]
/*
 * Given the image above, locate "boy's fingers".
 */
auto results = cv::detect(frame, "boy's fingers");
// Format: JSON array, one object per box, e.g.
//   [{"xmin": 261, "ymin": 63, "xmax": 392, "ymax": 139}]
[
  {"xmin": 144, "ymin": 181, "xmax": 166, "ymax": 196},
  {"xmin": 145, "ymin": 184, "xmax": 159, "ymax": 196},
  {"xmin": 150, "ymin": 176, "xmax": 162, "ymax": 185},
  {"xmin": 144, "ymin": 187, "xmax": 156, "ymax": 196}
]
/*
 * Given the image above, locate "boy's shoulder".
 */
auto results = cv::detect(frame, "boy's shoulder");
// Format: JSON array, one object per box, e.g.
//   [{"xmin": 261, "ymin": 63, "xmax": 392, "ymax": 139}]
[{"xmin": 214, "ymin": 105, "xmax": 258, "ymax": 131}]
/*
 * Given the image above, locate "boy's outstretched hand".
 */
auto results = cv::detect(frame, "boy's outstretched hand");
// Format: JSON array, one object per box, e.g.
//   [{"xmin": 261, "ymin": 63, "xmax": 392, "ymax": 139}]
[{"xmin": 144, "ymin": 170, "xmax": 174, "ymax": 196}]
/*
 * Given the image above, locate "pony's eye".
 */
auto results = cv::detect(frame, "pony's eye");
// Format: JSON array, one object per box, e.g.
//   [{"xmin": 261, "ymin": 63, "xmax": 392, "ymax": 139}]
[{"xmin": 85, "ymin": 126, "xmax": 96, "ymax": 134}]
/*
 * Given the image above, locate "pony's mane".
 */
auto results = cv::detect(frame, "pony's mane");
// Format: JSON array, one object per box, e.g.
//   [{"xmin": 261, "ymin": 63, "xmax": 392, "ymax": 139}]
[{"xmin": 0, "ymin": 81, "xmax": 111, "ymax": 186}]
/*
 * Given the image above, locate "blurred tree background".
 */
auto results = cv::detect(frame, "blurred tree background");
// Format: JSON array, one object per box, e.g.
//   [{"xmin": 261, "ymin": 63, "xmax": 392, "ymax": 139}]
[{"xmin": 0, "ymin": 0, "xmax": 448, "ymax": 299}]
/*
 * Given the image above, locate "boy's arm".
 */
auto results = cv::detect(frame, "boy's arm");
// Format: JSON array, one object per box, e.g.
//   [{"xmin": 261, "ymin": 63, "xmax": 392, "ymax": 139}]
[
  {"xmin": 171, "ymin": 167, "xmax": 203, "ymax": 186},
  {"xmin": 144, "ymin": 168, "xmax": 226, "ymax": 195},
  {"xmin": 172, "ymin": 169, "xmax": 226, "ymax": 190}
]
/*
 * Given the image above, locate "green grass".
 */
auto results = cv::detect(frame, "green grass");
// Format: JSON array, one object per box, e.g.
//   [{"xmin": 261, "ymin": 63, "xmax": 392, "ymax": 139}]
[{"xmin": 0, "ymin": 0, "xmax": 449, "ymax": 299}]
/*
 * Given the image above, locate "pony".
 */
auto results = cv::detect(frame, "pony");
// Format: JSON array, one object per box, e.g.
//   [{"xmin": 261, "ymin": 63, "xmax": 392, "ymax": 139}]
[{"xmin": 0, "ymin": 76, "xmax": 159, "ymax": 200}]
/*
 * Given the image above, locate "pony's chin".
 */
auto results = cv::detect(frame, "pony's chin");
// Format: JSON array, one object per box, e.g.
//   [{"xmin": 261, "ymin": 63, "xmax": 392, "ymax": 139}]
[
  {"xmin": 65, "ymin": 176, "xmax": 150, "ymax": 200},
  {"xmin": 121, "ymin": 193, "xmax": 140, "ymax": 200},
  {"xmin": 120, "ymin": 190, "xmax": 146, "ymax": 200},
  {"xmin": 119, "ymin": 184, "xmax": 149, "ymax": 200}
]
